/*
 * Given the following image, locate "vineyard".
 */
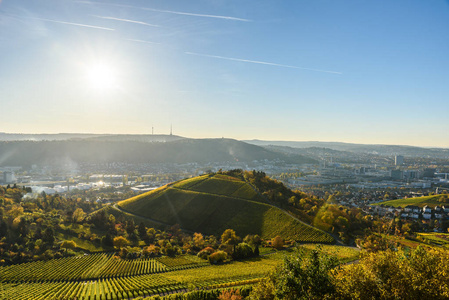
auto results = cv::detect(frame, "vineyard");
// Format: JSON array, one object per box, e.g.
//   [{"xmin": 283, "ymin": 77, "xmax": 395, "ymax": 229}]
[
  {"xmin": 0, "ymin": 253, "xmax": 283, "ymax": 300},
  {"xmin": 118, "ymin": 174, "xmax": 334, "ymax": 243}
]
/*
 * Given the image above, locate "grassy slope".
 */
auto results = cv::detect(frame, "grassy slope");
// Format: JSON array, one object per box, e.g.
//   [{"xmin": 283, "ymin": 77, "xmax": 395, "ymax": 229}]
[
  {"xmin": 373, "ymin": 195, "xmax": 448, "ymax": 208},
  {"xmin": 119, "ymin": 174, "xmax": 333, "ymax": 243}
]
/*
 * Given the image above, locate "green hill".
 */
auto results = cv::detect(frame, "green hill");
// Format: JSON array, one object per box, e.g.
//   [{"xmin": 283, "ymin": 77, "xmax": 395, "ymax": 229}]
[
  {"xmin": 118, "ymin": 173, "xmax": 333, "ymax": 243},
  {"xmin": 373, "ymin": 194, "xmax": 449, "ymax": 208}
]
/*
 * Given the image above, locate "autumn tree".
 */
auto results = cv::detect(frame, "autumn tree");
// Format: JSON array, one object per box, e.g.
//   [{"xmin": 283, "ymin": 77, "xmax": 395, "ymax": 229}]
[
  {"xmin": 221, "ymin": 229, "xmax": 240, "ymax": 253},
  {"xmin": 113, "ymin": 236, "xmax": 130, "ymax": 249},
  {"xmin": 272, "ymin": 236, "xmax": 284, "ymax": 250},
  {"xmin": 193, "ymin": 232, "xmax": 205, "ymax": 249}
]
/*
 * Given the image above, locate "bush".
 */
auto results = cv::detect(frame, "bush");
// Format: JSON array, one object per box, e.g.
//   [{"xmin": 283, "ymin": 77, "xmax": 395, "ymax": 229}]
[
  {"xmin": 209, "ymin": 250, "xmax": 227, "ymax": 264},
  {"xmin": 198, "ymin": 246, "xmax": 215, "ymax": 259},
  {"xmin": 232, "ymin": 243, "xmax": 254, "ymax": 260}
]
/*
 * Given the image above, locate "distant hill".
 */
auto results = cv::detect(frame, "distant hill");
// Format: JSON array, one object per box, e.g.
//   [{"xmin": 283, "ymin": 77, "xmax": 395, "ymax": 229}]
[
  {"xmin": 373, "ymin": 194, "xmax": 449, "ymax": 208},
  {"xmin": 244, "ymin": 140, "xmax": 449, "ymax": 158},
  {"xmin": 82, "ymin": 134, "xmax": 184, "ymax": 143},
  {"xmin": 0, "ymin": 133, "xmax": 183, "ymax": 142},
  {"xmin": 118, "ymin": 173, "xmax": 333, "ymax": 242},
  {"xmin": 0, "ymin": 139, "xmax": 317, "ymax": 167},
  {"xmin": 0, "ymin": 132, "xmax": 105, "ymax": 141}
]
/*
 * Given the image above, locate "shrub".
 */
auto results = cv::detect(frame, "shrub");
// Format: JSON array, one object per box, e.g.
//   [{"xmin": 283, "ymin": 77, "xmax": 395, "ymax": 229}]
[{"xmin": 209, "ymin": 250, "xmax": 227, "ymax": 264}]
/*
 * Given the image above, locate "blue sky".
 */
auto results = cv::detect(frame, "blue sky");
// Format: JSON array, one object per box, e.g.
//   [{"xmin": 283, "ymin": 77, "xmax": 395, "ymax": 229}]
[{"xmin": 1, "ymin": 0, "xmax": 448, "ymax": 147}]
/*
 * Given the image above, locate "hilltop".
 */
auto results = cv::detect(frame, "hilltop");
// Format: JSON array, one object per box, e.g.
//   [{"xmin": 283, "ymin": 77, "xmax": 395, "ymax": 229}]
[{"xmin": 117, "ymin": 171, "xmax": 333, "ymax": 243}]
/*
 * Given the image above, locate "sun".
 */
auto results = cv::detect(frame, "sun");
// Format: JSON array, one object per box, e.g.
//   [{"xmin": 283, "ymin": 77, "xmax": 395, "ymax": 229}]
[{"xmin": 85, "ymin": 63, "xmax": 118, "ymax": 91}]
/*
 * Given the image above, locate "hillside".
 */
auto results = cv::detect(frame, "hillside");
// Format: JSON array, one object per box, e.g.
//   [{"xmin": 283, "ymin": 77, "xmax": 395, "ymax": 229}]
[
  {"xmin": 0, "ymin": 138, "xmax": 316, "ymax": 167},
  {"xmin": 118, "ymin": 173, "xmax": 333, "ymax": 243},
  {"xmin": 244, "ymin": 139, "xmax": 449, "ymax": 158},
  {"xmin": 373, "ymin": 194, "xmax": 449, "ymax": 208}
]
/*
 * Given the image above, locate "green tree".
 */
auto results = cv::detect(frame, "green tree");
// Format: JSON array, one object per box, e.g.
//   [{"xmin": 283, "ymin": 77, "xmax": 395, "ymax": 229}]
[
  {"xmin": 274, "ymin": 248, "xmax": 337, "ymax": 299},
  {"xmin": 60, "ymin": 240, "xmax": 77, "ymax": 253},
  {"xmin": 72, "ymin": 208, "xmax": 85, "ymax": 223}
]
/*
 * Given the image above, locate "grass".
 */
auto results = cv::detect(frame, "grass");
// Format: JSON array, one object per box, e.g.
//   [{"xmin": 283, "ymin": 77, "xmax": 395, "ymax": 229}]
[
  {"xmin": 299, "ymin": 244, "xmax": 360, "ymax": 263},
  {"xmin": 416, "ymin": 233, "xmax": 449, "ymax": 247},
  {"xmin": 163, "ymin": 254, "xmax": 283, "ymax": 285},
  {"xmin": 55, "ymin": 232, "xmax": 106, "ymax": 252},
  {"xmin": 118, "ymin": 176, "xmax": 333, "ymax": 243},
  {"xmin": 373, "ymin": 195, "xmax": 449, "ymax": 208}
]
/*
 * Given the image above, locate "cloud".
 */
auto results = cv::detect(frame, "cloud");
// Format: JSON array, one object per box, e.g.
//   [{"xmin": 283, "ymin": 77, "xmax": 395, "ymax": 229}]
[
  {"xmin": 26, "ymin": 16, "xmax": 115, "ymax": 31},
  {"xmin": 92, "ymin": 15, "xmax": 161, "ymax": 27},
  {"xmin": 77, "ymin": 1, "xmax": 251, "ymax": 22},
  {"xmin": 184, "ymin": 52, "xmax": 343, "ymax": 74}
]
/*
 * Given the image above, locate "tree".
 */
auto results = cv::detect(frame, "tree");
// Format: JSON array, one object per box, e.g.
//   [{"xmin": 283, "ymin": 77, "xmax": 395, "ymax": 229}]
[
  {"xmin": 272, "ymin": 236, "xmax": 284, "ymax": 250},
  {"xmin": 113, "ymin": 236, "xmax": 130, "ymax": 249},
  {"xmin": 60, "ymin": 240, "xmax": 77, "ymax": 253},
  {"xmin": 209, "ymin": 250, "xmax": 227, "ymax": 264},
  {"xmin": 233, "ymin": 242, "xmax": 254, "ymax": 260},
  {"xmin": 102, "ymin": 233, "xmax": 114, "ymax": 247},
  {"xmin": 193, "ymin": 232, "xmax": 205, "ymax": 249},
  {"xmin": 221, "ymin": 229, "xmax": 240, "ymax": 253},
  {"xmin": 72, "ymin": 208, "xmax": 85, "ymax": 223},
  {"xmin": 274, "ymin": 248, "xmax": 337, "ymax": 300},
  {"xmin": 138, "ymin": 222, "xmax": 147, "ymax": 240},
  {"xmin": 43, "ymin": 228, "xmax": 55, "ymax": 246},
  {"xmin": 332, "ymin": 247, "xmax": 449, "ymax": 299}
]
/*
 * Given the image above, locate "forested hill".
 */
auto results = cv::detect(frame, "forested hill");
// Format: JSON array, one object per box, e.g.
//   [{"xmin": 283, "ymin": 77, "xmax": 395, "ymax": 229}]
[
  {"xmin": 245, "ymin": 139, "xmax": 449, "ymax": 158},
  {"xmin": 0, "ymin": 139, "xmax": 317, "ymax": 167}
]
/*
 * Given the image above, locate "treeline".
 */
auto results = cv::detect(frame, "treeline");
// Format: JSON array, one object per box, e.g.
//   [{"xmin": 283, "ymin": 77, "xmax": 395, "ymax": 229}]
[{"xmin": 0, "ymin": 186, "xmax": 103, "ymax": 264}]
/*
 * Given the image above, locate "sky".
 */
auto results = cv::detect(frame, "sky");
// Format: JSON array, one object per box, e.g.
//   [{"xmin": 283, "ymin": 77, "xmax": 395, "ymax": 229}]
[{"xmin": 0, "ymin": 0, "xmax": 448, "ymax": 147}]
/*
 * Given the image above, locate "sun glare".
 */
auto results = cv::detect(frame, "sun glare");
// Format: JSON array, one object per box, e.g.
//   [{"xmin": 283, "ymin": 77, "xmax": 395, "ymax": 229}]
[{"xmin": 86, "ymin": 63, "xmax": 118, "ymax": 91}]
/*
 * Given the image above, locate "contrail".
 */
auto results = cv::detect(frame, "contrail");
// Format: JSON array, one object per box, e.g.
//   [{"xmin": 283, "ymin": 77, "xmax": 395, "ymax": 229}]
[
  {"xmin": 126, "ymin": 39, "xmax": 160, "ymax": 45},
  {"xmin": 142, "ymin": 8, "xmax": 251, "ymax": 22},
  {"xmin": 77, "ymin": 1, "xmax": 251, "ymax": 22},
  {"xmin": 185, "ymin": 52, "xmax": 343, "ymax": 74},
  {"xmin": 92, "ymin": 15, "xmax": 161, "ymax": 27},
  {"xmin": 28, "ymin": 16, "xmax": 115, "ymax": 31}
]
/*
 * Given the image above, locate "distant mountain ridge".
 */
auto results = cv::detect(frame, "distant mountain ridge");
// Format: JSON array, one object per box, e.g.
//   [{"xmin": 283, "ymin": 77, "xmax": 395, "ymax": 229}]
[
  {"xmin": 0, "ymin": 133, "xmax": 184, "ymax": 142},
  {"xmin": 0, "ymin": 138, "xmax": 316, "ymax": 167},
  {"xmin": 244, "ymin": 140, "xmax": 449, "ymax": 158}
]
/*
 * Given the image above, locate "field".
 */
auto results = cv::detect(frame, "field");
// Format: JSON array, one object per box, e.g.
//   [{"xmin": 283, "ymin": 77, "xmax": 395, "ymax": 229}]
[
  {"xmin": 0, "ymin": 253, "xmax": 283, "ymax": 300},
  {"xmin": 118, "ymin": 174, "xmax": 333, "ymax": 243},
  {"xmin": 299, "ymin": 244, "xmax": 360, "ymax": 263},
  {"xmin": 416, "ymin": 233, "xmax": 449, "ymax": 248},
  {"xmin": 373, "ymin": 195, "xmax": 449, "ymax": 208}
]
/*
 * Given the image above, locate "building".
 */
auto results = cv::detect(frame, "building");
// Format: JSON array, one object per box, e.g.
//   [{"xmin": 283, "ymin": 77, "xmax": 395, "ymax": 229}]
[
  {"xmin": 3, "ymin": 171, "xmax": 15, "ymax": 183},
  {"xmin": 390, "ymin": 169, "xmax": 403, "ymax": 180},
  {"xmin": 395, "ymin": 155, "xmax": 404, "ymax": 166}
]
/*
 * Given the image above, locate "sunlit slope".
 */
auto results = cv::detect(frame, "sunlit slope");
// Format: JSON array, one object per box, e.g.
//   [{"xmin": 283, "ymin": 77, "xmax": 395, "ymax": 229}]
[
  {"xmin": 373, "ymin": 194, "xmax": 449, "ymax": 208},
  {"xmin": 119, "ymin": 174, "xmax": 333, "ymax": 243}
]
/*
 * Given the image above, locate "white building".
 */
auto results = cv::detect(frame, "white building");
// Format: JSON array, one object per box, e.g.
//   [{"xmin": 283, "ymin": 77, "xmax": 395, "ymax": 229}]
[{"xmin": 3, "ymin": 171, "xmax": 15, "ymax": 183}]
